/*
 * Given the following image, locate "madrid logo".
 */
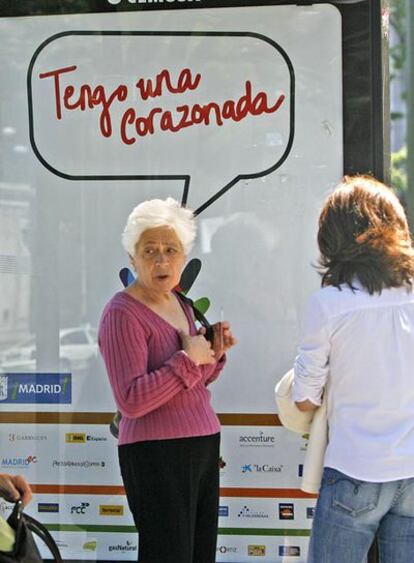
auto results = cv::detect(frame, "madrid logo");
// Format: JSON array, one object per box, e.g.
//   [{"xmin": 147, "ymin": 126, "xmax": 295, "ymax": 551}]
[{"xmin": 0, "ymin": 373, "xmax": 71, "ymax": 404}]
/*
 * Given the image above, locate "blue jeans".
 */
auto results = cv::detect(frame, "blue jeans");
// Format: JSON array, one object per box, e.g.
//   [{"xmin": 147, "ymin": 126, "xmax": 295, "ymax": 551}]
[{"xmin": 307, "ymin": 467, "xmax": 414, "ymax": 563}]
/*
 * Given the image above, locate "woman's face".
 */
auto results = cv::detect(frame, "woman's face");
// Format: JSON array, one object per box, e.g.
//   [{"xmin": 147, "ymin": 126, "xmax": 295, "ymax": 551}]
[{"xmin": 131, "ymin": 226, "xmax": 186, "ymax": 293}]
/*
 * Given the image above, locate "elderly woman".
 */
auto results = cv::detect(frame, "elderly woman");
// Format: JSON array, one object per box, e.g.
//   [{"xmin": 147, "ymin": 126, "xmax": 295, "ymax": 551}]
[
  {"xmin": 98, "ymin": 198, "xmax": 236, "ymax": 563},
  {"xmin": 293, "ymin": 176, "xmax": 414, "ymax": 563}
]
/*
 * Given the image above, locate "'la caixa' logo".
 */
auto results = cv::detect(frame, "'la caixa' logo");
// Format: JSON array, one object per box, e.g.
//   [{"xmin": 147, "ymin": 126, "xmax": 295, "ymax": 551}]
[{"xmin": 0, "ymin": 373, "xmax": 71, "ymax": 404}]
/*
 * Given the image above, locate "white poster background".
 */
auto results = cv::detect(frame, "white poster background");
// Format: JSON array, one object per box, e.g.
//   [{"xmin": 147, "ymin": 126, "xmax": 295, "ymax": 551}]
[{"xmin": 0, "ymin": 5, "xmax": 342, "ymax": 561}]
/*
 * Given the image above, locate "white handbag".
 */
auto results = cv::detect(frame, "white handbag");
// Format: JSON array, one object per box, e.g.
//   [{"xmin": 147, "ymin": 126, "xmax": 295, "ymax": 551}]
[{"xmin": 275, "ymin": 369, "xmax": 328, "ymax": 494}]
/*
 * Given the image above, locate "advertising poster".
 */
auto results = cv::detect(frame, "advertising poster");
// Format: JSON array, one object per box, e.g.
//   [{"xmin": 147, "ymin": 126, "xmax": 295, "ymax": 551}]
[{"xmin": 0, "ymin": 3, "xmax": 342, "ymax": 561}]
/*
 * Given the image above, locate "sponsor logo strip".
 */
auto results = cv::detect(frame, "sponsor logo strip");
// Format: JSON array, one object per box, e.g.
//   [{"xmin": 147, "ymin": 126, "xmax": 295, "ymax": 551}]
[
  {"xmin": 43, "ymin": 524, "xmax": 310, "ymax": 536},
  {"xmin": 0, "ymin": 412, "xmax": 282, "ymax": 425},
  {"xmin": 45, "ymin": 524, "xmax": 137, "ymax": 533},
  {"xmin": 220, "ymin": 488, "xmax": 317, "ymax": 499},
  {"xmin": 0, "ymin": 412, "xmax": 111, "ymax": 423},
  {"xmin": 218, "ymin": 528, "xmax": 311, "ymax": 537},
  {"xmin": 29, "ymin": 484, "xmax": 317, "ymax": 498},
  {"xmin": 31, "ymin": 484, "xmax": 125, "ymax": 495}
]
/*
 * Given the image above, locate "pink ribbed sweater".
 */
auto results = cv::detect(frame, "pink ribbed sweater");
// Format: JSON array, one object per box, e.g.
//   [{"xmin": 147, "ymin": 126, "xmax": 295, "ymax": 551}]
[{"xmin": 98, "ymin": 291, "xmax": 223, "ymax": 445}]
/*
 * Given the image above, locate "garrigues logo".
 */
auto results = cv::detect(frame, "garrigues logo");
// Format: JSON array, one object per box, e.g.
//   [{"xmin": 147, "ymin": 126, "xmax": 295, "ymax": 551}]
[
  {"xmin": 9, "ymin": 433, "xmax": 47, "ymax": 442},
  {"xmin": 107, "ymin": 0, "xmax": 200, "ymax": 4}
]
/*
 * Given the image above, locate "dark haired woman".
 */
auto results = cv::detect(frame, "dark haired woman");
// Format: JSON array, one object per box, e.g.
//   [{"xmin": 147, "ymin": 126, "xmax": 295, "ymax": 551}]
[{"xmin": 292, "ymin": 176, "xmax": 414, "ymax": 563}]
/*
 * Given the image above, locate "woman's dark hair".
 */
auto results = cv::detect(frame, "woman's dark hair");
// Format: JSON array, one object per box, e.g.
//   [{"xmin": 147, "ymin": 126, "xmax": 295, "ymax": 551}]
[{"xmin": 317, "ymin": 175, "xmax": 414, "ymax": 294}]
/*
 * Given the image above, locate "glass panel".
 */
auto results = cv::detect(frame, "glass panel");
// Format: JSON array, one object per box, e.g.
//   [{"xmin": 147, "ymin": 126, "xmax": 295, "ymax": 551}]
[{"xmin": 0, "ymin": 3, "xmax": 348, "ymax": 562}]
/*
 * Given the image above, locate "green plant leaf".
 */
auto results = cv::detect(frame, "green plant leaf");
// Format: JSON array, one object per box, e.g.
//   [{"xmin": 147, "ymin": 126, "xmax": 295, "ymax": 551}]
[{"xmin": 194, "ymin": 297, "xmax": 210, "ymax": 315}]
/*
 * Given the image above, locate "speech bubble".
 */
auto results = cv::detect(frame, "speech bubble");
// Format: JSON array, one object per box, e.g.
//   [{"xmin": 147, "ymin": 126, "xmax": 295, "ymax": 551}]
[{"xmin": 28, "ymin": 31, "xmax": 294, "ymax": 214}]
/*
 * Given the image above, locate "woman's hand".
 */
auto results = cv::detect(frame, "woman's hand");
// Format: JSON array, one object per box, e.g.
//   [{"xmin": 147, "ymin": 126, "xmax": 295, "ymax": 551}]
[
  {"xmin": 201, "ymin": 321, "xmax": 237, "ymax": 361},
  {"xmin": 179, "ymin": 331, "xmax": 216, "ymax": 366},
  {"xmin": 0, "ymin": 474, "xmax": 32, "ymax": 506}
]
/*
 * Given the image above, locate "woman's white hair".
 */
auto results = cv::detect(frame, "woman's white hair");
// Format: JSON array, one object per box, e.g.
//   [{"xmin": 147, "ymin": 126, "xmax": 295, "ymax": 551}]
[{"xmin": 122, "ymin": 197, "xmax": 196, "ymax": 256}]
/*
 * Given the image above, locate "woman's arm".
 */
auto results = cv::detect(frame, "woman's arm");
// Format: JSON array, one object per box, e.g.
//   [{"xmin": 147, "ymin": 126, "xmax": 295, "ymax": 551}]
[
  {"xmin": 202, "ymin": 355, "xmax": 226, "ymax": 386},
  {"xmin": 292, "ymin": 293, "xmax": 330, "ymax": 408},
  {"xmin": 99, "ymin": 308, "xmax": 202, "ymax": 418},
  {"xmin": 295, "ymin": 398, "xmax": 319, "ymax": 412}
]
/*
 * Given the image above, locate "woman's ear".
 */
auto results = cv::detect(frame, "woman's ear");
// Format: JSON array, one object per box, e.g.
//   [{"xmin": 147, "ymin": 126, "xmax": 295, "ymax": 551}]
[{"xmin": 128, "ymin": 254, "xmax": 135, "ymax": 271}]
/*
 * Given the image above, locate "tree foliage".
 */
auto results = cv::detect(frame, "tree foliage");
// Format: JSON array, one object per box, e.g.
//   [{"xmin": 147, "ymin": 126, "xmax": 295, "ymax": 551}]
[
  {"xmin": 390, "ymin": 0, "xmax": 408, "ymax": 193},
  {"xmin": 390, "ymin": 0, "xmax": 407, "ymax": 76}
]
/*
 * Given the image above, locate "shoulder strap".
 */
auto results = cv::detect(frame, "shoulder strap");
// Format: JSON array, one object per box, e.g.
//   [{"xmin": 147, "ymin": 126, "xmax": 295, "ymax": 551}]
[
  {"xmin": 175, "ymin": 292, "xmax": 211, "ymax": 328},
  {"xmin": 175, "ymin": 292, "xmax": 214, "ymax": 343},
  {"xmin": 24, "ymin": 513, "xmax": 63, "ymax": 562}
]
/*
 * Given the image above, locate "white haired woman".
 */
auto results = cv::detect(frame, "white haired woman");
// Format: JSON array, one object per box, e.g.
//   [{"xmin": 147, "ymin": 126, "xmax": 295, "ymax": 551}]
[{"xmin": 98, "ymin": 198, "xmax": 236, "ymax": 563}]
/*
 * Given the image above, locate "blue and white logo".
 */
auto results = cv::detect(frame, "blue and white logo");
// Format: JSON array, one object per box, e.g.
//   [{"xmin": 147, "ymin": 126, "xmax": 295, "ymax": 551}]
[
  {"xmin": 38, "ymin": 503, "xmax": 59, "ymax": 513},
  {"xmin": 306, "ymin": 507, "xmax": 315, "ymax": 519},
  {"xmin": 279, "ymin": 546, "xmax": 300, "ymax": 556},
  {"xmin": 0, "ymin": 373, "xmax": 71, "ymax": 404},
  {"xmin": 218, "ymin": 506, "xmax": 229, "ymax": 517}
]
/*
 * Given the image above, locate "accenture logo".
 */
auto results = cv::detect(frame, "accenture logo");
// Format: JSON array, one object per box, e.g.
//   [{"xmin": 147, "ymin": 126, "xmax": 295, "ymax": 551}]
[
  {"xmin": 239, "ymin": 431, "xmax": 276, "ymax": 447},
  {"xmin": 0, "ymin": 502, "xmax": 13, "ymax": 515}
]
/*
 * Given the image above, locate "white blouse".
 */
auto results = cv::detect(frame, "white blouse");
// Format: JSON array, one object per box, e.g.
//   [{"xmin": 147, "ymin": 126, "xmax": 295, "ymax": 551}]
[{"xmin": 293, "ymin": 280, "xmax": 414, "ymax": 482}]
